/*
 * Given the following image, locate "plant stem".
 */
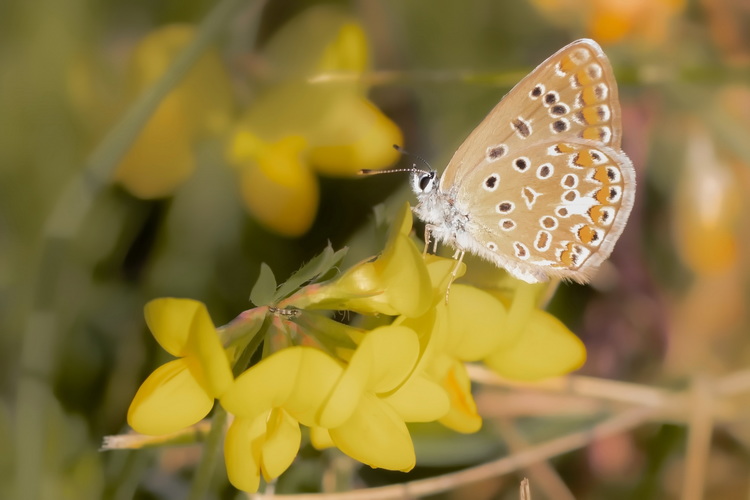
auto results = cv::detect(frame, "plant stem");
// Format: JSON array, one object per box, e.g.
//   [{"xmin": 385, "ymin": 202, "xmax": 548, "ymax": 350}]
[{"xmin": 188, "ymin": 406, "xmax": 229, "ymax": 500}]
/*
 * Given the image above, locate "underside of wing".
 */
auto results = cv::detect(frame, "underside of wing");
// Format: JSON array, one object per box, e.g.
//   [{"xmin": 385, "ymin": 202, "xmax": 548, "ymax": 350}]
[
  {"xmin": 459, "ymin": 139, "xmax": 635, "ymax": 282},
  {"xmin": 441, "ymin": 39, "xmax": 623, "ymax": 200}
]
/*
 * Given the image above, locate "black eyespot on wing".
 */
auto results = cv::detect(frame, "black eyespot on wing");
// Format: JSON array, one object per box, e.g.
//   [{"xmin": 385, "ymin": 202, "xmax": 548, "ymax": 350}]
[
  {"xmin": 552, "ymin": 120, "xmax": 568, "ymax": 132},
  {"xmin": 550, "ymin": 104, "xmax": 567, "ymax": 116},
  {"xmin": 488, "ymin": 145, "xmax": 507, "ymax": 159},
  {"xmin": 512, "ymin": 118, "xmax": 531, "ymax": 138}
]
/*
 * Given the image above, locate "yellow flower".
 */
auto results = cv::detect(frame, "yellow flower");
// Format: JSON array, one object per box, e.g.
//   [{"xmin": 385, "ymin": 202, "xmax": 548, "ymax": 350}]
[
  {"xmin": 394, "ymin": 257, "xmax": 586, "ymax": 433},
  {"xmin": 319, "ymin": 325, "xmax": 448, "ymax": 471},
  {"xmin": 224, "ymin": 408, "xmax": 302, "ymax": 493},
  {"xmin": 127, "ymin": 298, "xmax": 234, "ymax": 435},
  {"xmin": 220, "ymin": 347, "xmax": 339, "ymax": 492},
  {"xmin": 220, "ymin": 324, "xmax": 449, "ymax": 491},
  {"xmin": 115, "ymin": 24, "xmax": 233, "ymax": 198},
  {"xmin": 226, "ymin": 7, "xmax": 402, "ymax": 236},
  {"xmin": 379, "ymin": 255, "xmax": 492, "ymax": 432},
  {"xmin": 288, "ymin": 203, "xmax": 432, "ymax": 317}
]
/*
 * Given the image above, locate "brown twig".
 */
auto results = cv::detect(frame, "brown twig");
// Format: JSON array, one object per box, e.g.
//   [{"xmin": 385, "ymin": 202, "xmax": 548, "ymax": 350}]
[
  {"xmin": 496, "ymin": 419, "xmax": 576, "ymax": 500},
  {"xmin": 681, "ymin": 376, "xmax": 714, "ymax": 500}
]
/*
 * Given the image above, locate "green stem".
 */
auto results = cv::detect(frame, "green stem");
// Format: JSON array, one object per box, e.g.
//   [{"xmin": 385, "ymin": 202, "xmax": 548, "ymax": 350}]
[
  {"xmin": 14, "ymin": 0, "xmax": 265, "ymax": 499},
  {"xmin": 187, "ymin": 406, "xmax": 228, "ymax": 500}
]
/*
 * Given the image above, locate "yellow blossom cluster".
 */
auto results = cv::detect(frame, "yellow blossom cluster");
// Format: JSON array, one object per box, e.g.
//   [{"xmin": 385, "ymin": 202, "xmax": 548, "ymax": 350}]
[
  {"xmin": 114, "ymin": 7, "xmax": 401, "ymax": 237},
  {"xmin": 126, "ymin": 203, "xmax": 586, "ymax": 492}
]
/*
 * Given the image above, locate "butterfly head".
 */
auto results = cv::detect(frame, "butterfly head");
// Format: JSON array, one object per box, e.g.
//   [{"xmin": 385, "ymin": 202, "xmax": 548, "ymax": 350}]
[{"xmin": 359, "ymin": 145, "xmax": 440, "ymax": 196}]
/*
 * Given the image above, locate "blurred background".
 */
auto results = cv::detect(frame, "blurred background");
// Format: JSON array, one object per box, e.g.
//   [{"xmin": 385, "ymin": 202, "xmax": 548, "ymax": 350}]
[{"xmin": 2, "ymin": 0, "xmax": 750, "ymax": 498}]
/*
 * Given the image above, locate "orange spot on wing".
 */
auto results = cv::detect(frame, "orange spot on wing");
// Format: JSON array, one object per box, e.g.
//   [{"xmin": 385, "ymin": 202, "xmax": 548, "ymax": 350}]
[
  {"xmin": 582, "ymin": 127, "xmax": 603, "ymax": 141},
  {"xmin": 582, "ymin": 106, "xmax": 604, "ymax": 125},
  {"xmin": 576, "ymin": 68, "xmax": 596, "ymax": 86},
  {"xmin": 578, "ymin": 225, "xmax": 596, "ymax": 244},
  {"xmin": 582, "ymin": 86, "xmax": 602, "ymax": 105},
  {"xmin": 559, "ymin": 56, "xmax": 578, "ymax": 74},
  {"xmin": 593, "ymin": 166, "xmax": 611, "ymax": 183}
]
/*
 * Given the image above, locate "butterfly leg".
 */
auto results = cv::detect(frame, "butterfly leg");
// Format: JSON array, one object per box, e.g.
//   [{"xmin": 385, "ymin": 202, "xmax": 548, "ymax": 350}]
[
  {"xmin": 444, "ymin": 249, "xmax": 465, "ymax": 302},
  {"xmin": 423, "ymin": 224, "xmax": 438, "ymax": 256}
]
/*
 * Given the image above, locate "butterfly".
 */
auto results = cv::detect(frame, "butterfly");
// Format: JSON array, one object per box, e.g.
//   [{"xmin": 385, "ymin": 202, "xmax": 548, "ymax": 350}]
[{"xmin": 410, "ymin": 39, "xmax": 635, "ymax": 284}]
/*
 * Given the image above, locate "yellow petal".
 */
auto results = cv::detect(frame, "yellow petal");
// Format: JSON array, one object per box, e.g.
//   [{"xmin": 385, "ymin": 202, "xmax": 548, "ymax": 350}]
[
  {"xmin": 288, "ymin": 203, "xmax": 431, "ymax": 316},
  {"xmin": 186, "ymin": 300, "xmax": 233, "ymax": 397},
  {"xmin": 437, "ymin": 362, "xmax": 482, "ymax": 433},
  {"xmin": 261, "ymin": 6, "xmax": 362, "ymax": 78},
  {"xmin": 309, "ymin": 426, "xmax": 335, "ymax": 450},
  {"xmin": 337, "ymin": 203, "xmax": 432, "ymax": 316},
  {"xmin": 117, "ymin": 24, "xmax": 234, "ymax": 198},
  {"xmin": 224, "ymin": 414, "xmax": 265, "ymax": 492},
  {"xmin": 233, "ymin": 134, "xmax": 319, "ymax": 237},
  {"xmin": 358, "ymin": 326, "xmax": 420, "ymax": 393},
  {"xmin": 484, "ymin": 310, "xmax": 586, "ymax": 381},
  {"xmin": 374, "ymin": 234, "xmax": 433, "ymax": 317},
  {"xmin": 304, "ymin": 237, "xmax": 431, "ymax": 317},
  {"xmin": 316, "ymin": 21, "xmax": 369, "ymax": 73},
  {"xmin": 284, "ymin": 348, "xmax": 346, "ymax": 426},
  {"xmin": 221, "ymin": 347, "xmax": 342, "ymax": 427},
  {"xmin": 329, "ymin": 394, "xmax": 415, "ymax": 471},
  {"xmin": 397, "ymin": 298, "xmax": 449, "ymax": 363},
  {"xmin": 309, "ymin": 98, "xmax": 402, "ymax": 175},
  {"xmin": 127, "ymin": 359, "xmax": 213, "ymax": 435},
  {"xmin": 502, "ymin": 282, "xmax": 538, "ymax": 346},
  {"xmin": 445, "ymin": 285, "xmax": 508, "ymax": 360},
  {"xmin": 318, "ymin": 326, "xmax": 419, "ymax": 428},
  {"xmin": 261, "ymin": 408, "xmax": 301, "ymax": 480},
  {"xmin": 143, "ymin": 298, "xmax": 203, "ymax": 356},
  {"xmin": 384, "ymin": 374, "xmax": 450, "ymax": 422},
  {"xmin": 142, "ymin": 298, "xmax": 232, "ymax": 398},
  {"xmin": 127, "ymin": 24, "xmax": 233, "ymax": 136},
  {"xmin": 425, "ymin": 255, "xmax": 464, "ymax": 296},
  {"xmin": 115, "ymin": 96, "xmax": 194, "ymax": 198}
]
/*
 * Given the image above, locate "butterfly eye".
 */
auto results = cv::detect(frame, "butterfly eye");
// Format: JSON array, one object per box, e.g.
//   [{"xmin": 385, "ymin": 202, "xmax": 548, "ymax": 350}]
[{"xmin": 418, "ymin": 172, "xmax": 436, "ymax": 192}]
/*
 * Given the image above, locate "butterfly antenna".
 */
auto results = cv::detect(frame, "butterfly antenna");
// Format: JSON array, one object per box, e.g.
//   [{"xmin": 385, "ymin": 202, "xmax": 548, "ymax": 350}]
[
  {"xmin": 392, "ymin": 144, "xmax": 435, "ymax": 171},
  {"xmin": 359, "ymin": 144, "xmax": 434, "ymax": 176}
]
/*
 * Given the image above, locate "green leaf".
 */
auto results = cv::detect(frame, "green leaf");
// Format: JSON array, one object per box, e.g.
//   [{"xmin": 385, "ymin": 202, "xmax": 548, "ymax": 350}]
[
  {"xmin": 249, "ymin": 263, "xmax": 277, "ymax": 306},
  {"xmin": 273, "ymin": 244, "xmax": 348, "ymax": 301}
]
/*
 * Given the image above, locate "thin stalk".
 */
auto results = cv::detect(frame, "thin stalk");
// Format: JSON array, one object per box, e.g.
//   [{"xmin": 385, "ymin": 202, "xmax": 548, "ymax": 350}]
[{"xmin": 188, "ymin": 406, "xmax": 229, "ymax": 500}]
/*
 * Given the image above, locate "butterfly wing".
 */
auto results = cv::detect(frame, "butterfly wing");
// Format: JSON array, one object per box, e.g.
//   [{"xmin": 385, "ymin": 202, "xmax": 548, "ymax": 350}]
[
  {"xmin": 440, "ymin": 38, "xmax": 623, "ymax": 193},
  {"xmin": 439, "ymin": 39, "xmax": 634, "ymax": 282},
  {"xmin": 462, "ymin": 139, "xmax": 635, "ymax": 282}
]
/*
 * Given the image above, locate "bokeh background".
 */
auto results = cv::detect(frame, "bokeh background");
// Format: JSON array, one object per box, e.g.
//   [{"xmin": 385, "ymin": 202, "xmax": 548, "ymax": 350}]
[{"xmin": 3, "ymin": 0, "xmax": 750, "ymax": 498}]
